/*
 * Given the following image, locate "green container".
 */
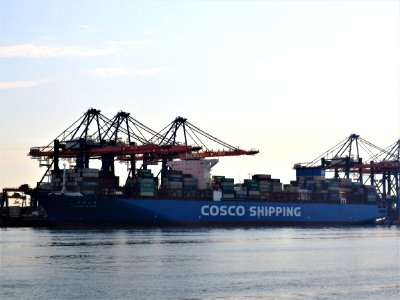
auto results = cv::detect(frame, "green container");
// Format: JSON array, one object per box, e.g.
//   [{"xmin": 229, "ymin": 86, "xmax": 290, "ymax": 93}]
[
  {"xmin": 222, "ymin": 178, "xmax": 234, "ymax": 183},
  {"xmin": 222, "ymin": 186, "xmax": 234, "ymax": 191},
  {"xmin": 244, "ymin": 179, "xmax": 256, "ymax": 184}
]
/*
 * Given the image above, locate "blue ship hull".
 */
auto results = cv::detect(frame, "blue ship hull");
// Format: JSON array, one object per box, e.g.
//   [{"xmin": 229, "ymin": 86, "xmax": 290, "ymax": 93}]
[{"xmin": 37, "ymin": 194, "xmax": 387, "ymax": 226}]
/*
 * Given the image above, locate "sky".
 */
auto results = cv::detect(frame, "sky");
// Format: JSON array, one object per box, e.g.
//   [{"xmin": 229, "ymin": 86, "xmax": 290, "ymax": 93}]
[{"xmin": 0, "ymin": 0, "xmax": 399, "ymax": 189}]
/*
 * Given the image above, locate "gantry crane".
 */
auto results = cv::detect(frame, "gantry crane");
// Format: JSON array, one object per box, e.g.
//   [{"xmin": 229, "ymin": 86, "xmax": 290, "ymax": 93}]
[
  {"xmin": 29, "ymin": 109, "xmax": 198, "ymax": 182},
  {"xmin": 294, "ymin": 134, "xmax": 400, "ymax": 217},
  {"xmin": 145, "ymin": 116, "xmax": 259, "ymax": 177},
  {"xmin": 29, "ymin": 109, "xmax": 259, "ymax": 193},
  {"xmin": 148, "ymin": 116, "xmax": 259, "ymax": 158}
]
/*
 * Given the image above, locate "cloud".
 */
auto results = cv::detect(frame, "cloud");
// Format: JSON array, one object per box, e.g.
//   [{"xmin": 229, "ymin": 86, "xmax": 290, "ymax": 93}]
[
  {"xmin": 117, "ymin": 40, "xmax": 148, "ymax": 46},
  {"xmin": 87, "ymin": 67, "xmax": 165, "ymax": 78},
  {"xmin": 0, "ymin": 79, "xmax": 50, "ymax": 90},
  {"xmin": 40, "ymin": 36, "xmax": 59, "ymax": 42},
  {"xmin": 0, "ymin": 36, "xmax": 184, "ymax": 58},
  {"xmin": 79, "ymin": 25, "xmax": 104, "ymax": 33},
  {"xmin": 0, "ymin": 44, "xmax": 117, "ymax": 57},
  {"xmin": 112, "ymin": 37, "xmax": 185, "ymax": 47}
]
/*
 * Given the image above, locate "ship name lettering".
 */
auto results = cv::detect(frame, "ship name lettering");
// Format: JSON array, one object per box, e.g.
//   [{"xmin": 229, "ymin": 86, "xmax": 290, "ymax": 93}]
[
  {"xmin": 249, "ymin": 206, "xmax": 301, "ymax": 217},
  {"xmin": 201, "ymin": 205, "xmax": 245, "ymax": 217}
]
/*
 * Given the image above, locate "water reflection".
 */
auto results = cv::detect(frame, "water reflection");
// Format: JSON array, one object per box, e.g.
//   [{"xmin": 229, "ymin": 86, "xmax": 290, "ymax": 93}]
[{"xmin": 1, "ymin": 226, "xmax": 399, "ymax": 300}]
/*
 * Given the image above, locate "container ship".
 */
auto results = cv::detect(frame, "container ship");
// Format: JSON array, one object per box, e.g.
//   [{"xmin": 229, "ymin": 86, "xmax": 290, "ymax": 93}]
[
  {"xmin": 25, "ymin": 109, "xmax": 397, "ymax": 226},
  {"xmin": 33, "ymin": 162, "xmax": 387, "ymax": 226}
]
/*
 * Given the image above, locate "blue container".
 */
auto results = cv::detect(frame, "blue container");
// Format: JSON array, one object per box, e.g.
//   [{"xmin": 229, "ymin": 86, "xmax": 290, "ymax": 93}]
[{"xmin": 296, "ymin": 167, "xmax": 325, "ymax": 177}]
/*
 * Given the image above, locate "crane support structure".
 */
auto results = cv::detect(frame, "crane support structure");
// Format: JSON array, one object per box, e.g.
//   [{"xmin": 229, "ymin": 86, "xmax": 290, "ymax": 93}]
[
  {"xmin": 146, "ymin": 116, "xmax": 259, "ymax": 176},
  {"xmin": 294, "ymin": 134, "xmax": 400, "ymax": 218},
  {"xmin": 149, "ymin": 116, "xmax": 259, "ymax": 157},
  {"xmin": 28, "ymin": 108, "xmax": 259, "ymax": 188}
]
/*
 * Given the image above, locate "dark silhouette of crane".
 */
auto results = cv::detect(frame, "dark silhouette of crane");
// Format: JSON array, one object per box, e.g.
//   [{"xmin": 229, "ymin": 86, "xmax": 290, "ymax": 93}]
[{"xmin": 294, "ymin": 134, "xmax": 399, "ymax": 218}]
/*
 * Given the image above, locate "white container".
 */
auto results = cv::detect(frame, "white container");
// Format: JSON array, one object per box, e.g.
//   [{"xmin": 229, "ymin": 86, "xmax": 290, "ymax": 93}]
[{"xmin": 213, "ymin": 190, "xmax": 222, "ymax": 201}]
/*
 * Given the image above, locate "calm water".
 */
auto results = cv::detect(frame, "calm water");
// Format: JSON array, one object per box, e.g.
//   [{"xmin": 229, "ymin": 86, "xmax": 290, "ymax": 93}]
[{"xmin": 1, "ymin": 226, "xmax": 399, "ymax": 300}]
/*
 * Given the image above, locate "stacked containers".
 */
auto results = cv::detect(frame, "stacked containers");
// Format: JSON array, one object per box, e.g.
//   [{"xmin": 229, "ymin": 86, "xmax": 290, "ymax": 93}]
[
  {"xmin": 137, "ymin": 169, "xmax": 155, "ymax": 197},
  {"xmin": 212, "ymin": 176, "xmax": 237, "ymax": 200},
  {"xmin": 295, "ymin": 175, "xmax": 376, "ymax": 204},
  {"xmin": 339, "ymin": 178, "xmax": 353, "ymax": 203},
  {"xmin": 51, "ymin": 170, "xmax": 62, "ymax": 191},
  {"xmin": 297, "ymin": 175, "xmax": 326, "ymax": 202},
  {"xmin": 253, "ymin": 175, "xmax": 272, "ymax": 192},
  {"xmin": 364, "ymin": 185, "xmax": 377, "ymax": 203},
  {"xmin": 234, "ymin": 184, "xmax": 247, "ymax": 200},
  {"xmin": 183, "ymin": 174, "xmax": 198, "ymax": 190},
  {"xmin": 182, "ymin": 174, "xmax": 198, "ymax": 198},
  {"xmin": 221, "ymin": 178, "xmax": 234, "ymax": 199},
  {"xmin": 271, "ymin": 179, "xmax": 282, "ymax": 192},
  {"xmin": 77, "ymin": 168, "xmax": 99, "ymax": 195},
  {"xmin": 244, "ymin": 179, "xmax": 260, "ymax": 199},
  {"xmin": 252, "ymin": 174, "xmax": 272, "ymax": 200},
  {"xmin": 164, "ymin": 170, "xmax": 183, "ymax": 197},
  {"xmin": 325, "ymin": 180, "xmax": 340, "ymax": 202},
  {"xmin": 315, "ymin": 180, "xmax": 328, "ymax": 201},
  {"xmin": 283, "ymin": 184, "xmax": 299, "ymax": 193},
  {"xmin": 299, "ymin": 189, "xmax": 312, "ymax": 201},
  {"xmin": 351, "ymin": 182, "xmax": 363, "ymax": 203},
  {"xmin": 212, "ymin": 176, "xmax": 225, "ymax": 188},
  {"xmin": 99, "ymin": 170, "xmax": 120, "ymax": 194},
  {"xmin": 51, "ymin": 168, "xmax": 100, "ymax": 195}
]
